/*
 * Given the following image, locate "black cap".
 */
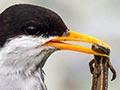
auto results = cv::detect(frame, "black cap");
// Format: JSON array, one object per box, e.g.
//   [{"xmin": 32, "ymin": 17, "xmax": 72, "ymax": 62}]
[{"xmin": 0, "ymin": 4, "xmax": 68, "ymax": 47}]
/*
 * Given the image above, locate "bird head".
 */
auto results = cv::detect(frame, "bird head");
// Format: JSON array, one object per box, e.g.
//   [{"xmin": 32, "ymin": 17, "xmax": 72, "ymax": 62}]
[{"xmin": 0, "ymin": 4, "xmax": 111, "ymax": 69}]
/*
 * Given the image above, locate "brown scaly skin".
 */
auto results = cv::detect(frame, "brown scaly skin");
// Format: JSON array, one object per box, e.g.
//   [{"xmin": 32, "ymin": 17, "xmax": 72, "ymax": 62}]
[
  {"xmin": 89, "ymin": 58, "xmax": 116, "ymax": 81},
  {"xmin": 89, "ymin": 44, "xmax": 116, "ymax": 90}
]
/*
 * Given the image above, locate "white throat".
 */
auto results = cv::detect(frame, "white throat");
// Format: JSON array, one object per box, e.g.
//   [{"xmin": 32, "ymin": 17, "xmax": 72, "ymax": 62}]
[{"xmin": 0, "ymin": 36, "xmax": 56, "ymax": 75}]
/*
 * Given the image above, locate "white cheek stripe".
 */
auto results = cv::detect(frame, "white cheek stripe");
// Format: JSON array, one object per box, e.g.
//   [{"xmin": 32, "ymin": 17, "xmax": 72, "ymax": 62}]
[{"xmin": 0, "ymin": 35, "xmax": 56, "ymax": 75}]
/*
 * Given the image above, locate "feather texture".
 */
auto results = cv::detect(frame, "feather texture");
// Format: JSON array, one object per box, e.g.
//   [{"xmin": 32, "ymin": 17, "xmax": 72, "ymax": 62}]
[{"xmin": 0, "ymin": 36, "xmax": 56, "ymax": 90}]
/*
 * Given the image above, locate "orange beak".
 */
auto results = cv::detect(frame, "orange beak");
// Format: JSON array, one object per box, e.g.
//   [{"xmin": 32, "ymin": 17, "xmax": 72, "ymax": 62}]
[{"xmin": 46, "ymin": 30, "xmax": 111, "ymax": 57}]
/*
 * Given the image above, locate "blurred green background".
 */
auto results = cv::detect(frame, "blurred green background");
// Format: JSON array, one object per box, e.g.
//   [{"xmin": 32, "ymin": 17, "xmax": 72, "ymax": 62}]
[{"xmin": 0, "ymin": 0, "xmax": 120, "ymax": 90}]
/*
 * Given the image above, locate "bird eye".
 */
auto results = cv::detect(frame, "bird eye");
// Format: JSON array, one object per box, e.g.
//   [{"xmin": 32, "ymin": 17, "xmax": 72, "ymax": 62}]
[{"xmin": 23, "ymin": 23, "xmax": 39, "ymax": 35}]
